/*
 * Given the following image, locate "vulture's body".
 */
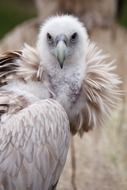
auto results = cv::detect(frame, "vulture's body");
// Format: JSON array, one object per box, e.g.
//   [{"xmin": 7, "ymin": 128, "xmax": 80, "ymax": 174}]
[
  {"xmin": 0, "ymin": 15, "xmax": 120, "ymax": 190},
  {"xmin": 0, "ymin": 99, "xmax": 69, "ymax": 190}
]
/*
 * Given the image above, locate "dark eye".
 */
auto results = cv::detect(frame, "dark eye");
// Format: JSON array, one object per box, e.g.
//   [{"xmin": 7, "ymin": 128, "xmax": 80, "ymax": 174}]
[
  {"xmin": 47, "ymin": 33, "xmax": 53, "ymax": 44},
  {"xmin": 70, "ymin": 32, "xmax": 78, "ymax": 43}
]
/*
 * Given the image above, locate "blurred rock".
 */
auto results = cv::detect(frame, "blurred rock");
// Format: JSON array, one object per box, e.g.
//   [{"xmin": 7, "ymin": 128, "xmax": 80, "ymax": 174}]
[
  {"xmin": 35, "ymin": 0, "xmax": 117, "ymax": 30},
  {"xmin": 0, "ymin": 18, "xmax": 40, "ymax": 52}
]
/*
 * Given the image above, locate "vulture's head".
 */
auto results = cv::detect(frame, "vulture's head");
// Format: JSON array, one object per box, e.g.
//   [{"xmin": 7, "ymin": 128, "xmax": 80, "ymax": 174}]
[{"xmin": 37, "ymin": 15, "xmax": 88, "ymax": 70}]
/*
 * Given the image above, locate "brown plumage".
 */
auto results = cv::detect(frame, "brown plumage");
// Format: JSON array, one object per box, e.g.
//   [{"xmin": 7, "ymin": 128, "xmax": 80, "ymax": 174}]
[
  {"xmin": 80, "ymin": 43, "xmax": 120, "ymax": 134},
  {"xmin": 0, "ymin": 51, "xmax": 21, "ymax": 85}
]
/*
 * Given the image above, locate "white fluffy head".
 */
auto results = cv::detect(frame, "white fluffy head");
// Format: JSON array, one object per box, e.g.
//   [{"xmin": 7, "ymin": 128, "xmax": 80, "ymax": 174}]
[
  {"xmin": 37, "ymin": 15, "xmax": 88, "ymax": 70},
  {"xmin": 38, "ymin": 15, "xmax": 88, "ymax": 40}
]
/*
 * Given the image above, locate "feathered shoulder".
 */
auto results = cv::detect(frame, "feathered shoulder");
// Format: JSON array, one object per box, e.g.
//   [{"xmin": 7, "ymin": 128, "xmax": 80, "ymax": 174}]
[
  {"xmin": 0, "ymin": 50, "xmax": 21, "ymax": 85},
  {"xmin": 0, "ymin": 44, "xmax": 43, "ymax": 85},
  {"xmin": 78, "ymin": 41, "xmax": 121, "ymax": 134}
]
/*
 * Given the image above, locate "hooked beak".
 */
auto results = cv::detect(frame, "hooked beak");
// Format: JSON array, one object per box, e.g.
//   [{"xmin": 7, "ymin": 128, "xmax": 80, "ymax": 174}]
[{"xmin": 53, "ymin": 35, "xmax": 68, "ymax": 69}]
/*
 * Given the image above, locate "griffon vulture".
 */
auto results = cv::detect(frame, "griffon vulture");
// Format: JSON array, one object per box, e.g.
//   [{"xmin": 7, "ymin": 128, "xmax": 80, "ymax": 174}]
[{"xmin": 0, "ymin": 15, "xmax": 120, "ymax": 190}]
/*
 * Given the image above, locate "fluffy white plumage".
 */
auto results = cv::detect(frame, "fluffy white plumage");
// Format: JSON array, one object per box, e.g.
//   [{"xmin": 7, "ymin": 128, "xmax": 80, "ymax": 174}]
[{"xmin": 0, "ymin": 15, "xmax": 121, "ymax": 189}]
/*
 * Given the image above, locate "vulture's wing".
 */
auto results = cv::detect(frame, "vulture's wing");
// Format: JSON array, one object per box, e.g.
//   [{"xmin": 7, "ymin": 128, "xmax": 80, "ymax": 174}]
[
  {"xmin": 0, "ymin": 97, "xmax": 70, "ymax": 190},
  {"xmin": 77, "ymin": 42, "xmax": 121, "ymax": 135},
  {"xmin": 0, "ymin": 44, "xmax": 44, "ymax": 86},
  {"xmin": 0, "ymin": 51, "xmax": 21, "ymax": 86}
]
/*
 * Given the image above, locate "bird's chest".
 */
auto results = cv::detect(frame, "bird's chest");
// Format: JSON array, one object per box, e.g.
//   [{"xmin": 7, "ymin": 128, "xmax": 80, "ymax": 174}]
[{"xmin": 50, "ymin": 73, "xmax": 81, "ymax": 111}]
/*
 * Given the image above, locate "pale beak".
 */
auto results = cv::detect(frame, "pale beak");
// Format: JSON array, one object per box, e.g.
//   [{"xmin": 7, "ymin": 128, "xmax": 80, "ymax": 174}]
[
  {"xmin": 52, "ymin": 34, "xmax": 68, "ymax": 69},
  {"xmin": 55, "ymin": 41, "xmax": 67, "ymax": 68}
]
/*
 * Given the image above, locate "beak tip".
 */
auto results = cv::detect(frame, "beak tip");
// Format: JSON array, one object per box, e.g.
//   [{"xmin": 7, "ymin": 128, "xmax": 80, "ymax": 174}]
[{"xmin": 59, "ymin": 62, "xmax": 64, "ymax": 69}]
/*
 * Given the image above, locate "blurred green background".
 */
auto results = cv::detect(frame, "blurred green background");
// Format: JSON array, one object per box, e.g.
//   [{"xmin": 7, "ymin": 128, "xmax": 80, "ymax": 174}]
[
  {"xmin": 118, "ymin": 0, "xmax": 127, "ymax": 27},
  {"xmin": 0, "ymin": 0, "xmax": 127, "ymax": 39},
  {"xmin": 0, "ymin": 0, "xmax": 37, "ymax": 39}
]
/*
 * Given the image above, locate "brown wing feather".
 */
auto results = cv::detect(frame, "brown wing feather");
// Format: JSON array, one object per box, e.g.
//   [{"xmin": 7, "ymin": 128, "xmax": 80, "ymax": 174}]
[
  {"xmin": 0, "ymin": 51, "xmax": 21, "ymax": 86},
  {"xmin": 0, "ymin": 44, "xmax": 43, "ymax": 85}
]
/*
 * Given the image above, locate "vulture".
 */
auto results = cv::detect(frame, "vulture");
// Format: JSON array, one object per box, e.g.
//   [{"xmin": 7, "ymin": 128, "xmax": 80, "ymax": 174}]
[{"xmin": 0, "ymin": 15, "xmax": 120, "ymax": 190}]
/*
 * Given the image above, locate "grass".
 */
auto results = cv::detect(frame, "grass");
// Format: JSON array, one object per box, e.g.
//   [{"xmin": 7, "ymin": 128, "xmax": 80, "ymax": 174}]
[
  {"xmin": 0, "ymin": 0, "xmax": 37, "ymax": 38},
  {"xmin": 118, "ymin": 0, "xmax": 127, "ymax": 27}
]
